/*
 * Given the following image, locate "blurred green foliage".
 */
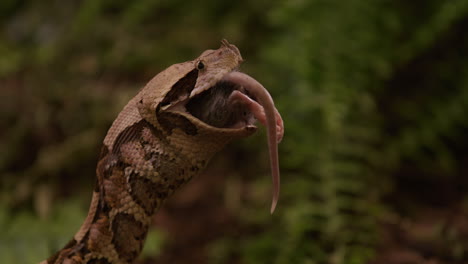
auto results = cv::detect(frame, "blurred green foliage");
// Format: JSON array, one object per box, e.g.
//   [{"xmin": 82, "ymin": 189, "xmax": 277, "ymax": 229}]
[{"xmin": 1, "ymin": 0, "xmax": 468, "ymax": 263}]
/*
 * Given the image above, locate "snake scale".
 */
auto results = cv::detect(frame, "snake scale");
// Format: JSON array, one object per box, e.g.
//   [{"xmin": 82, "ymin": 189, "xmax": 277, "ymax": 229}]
[{"xmin": 41, "ymin": 40, "xmax": 284, "ymax": 264}]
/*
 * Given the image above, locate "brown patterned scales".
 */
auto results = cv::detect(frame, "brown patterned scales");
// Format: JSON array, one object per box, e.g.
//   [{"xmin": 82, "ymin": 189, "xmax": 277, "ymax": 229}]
[{"xmin": 41, "ymin": 40, "xmax": 284, "ymax": 264}]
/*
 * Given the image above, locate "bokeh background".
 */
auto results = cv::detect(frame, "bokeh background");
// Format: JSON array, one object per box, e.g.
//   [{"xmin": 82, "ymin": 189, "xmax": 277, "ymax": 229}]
[{"xmin": 1, "ymin": 1, "xmax": 468, "ymax": 263}]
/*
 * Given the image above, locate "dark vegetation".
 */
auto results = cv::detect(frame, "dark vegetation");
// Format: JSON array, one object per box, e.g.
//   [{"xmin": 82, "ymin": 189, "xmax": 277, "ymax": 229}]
[{"xmin": 1, "ymin": 1, "xmax": 468, "ymax": 263}]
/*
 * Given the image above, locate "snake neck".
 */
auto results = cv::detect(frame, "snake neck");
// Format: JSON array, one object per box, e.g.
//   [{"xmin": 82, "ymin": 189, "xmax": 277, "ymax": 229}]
[{"xmin": 45, "ymin": 119, "xmax": 214, "ymax": 264}]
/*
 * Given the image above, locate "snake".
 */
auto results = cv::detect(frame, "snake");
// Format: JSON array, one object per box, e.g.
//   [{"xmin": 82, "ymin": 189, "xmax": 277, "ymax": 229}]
[{"xmin": 40, "ymin": 39, "xmax": 284, "ymax": 264}]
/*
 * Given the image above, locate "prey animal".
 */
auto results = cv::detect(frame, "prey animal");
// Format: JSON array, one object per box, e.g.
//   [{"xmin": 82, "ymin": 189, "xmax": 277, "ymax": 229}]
[{"xmin": 41, "ymin": 40, "xmax": 284, "ymax": 264}]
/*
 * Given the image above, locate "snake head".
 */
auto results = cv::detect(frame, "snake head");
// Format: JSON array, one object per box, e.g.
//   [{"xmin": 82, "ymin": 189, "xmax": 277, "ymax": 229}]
[
  {"xmin": 190, "ymin": 39, "xmax": 244, "ymax": 98},
  {"xmin": 139, "ymin": 40, "xmax": 283, "ymax": 213},
  {"xmin": 155, "ymin": 39, "xmax": 243, "ymax": 111},
  {"xmin": 151, "ymin": 39, "xmax": 260, "ymax": 138}
]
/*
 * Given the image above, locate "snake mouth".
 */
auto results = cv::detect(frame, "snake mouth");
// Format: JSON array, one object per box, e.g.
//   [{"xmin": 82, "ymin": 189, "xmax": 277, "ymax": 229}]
[
  {"xmin": 165, "ymin": 71, "xmax": 283, "ymax": 214},
  {"xmin": 163, "ymin": 71, "xmax": 265, "ymax": 132},
  {"xmin": 182, "ymin": 71, "xmax": 283, "ymax": 214},
  {"xmin": 185, "ymin": 79, "xmax": 259, "ymax": 129}
]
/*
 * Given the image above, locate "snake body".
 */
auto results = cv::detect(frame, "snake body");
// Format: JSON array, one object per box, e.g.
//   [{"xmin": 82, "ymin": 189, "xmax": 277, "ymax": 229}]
[{"xmin": 41, "ymin": 40, "xmax": 283, "ymax": 264}]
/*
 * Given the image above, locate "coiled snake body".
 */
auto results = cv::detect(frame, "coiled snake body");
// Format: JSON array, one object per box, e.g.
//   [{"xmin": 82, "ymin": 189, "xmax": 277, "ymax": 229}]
[{"xmin": 41, "ymin": 40, "xmax": 284, "ymax": 264}]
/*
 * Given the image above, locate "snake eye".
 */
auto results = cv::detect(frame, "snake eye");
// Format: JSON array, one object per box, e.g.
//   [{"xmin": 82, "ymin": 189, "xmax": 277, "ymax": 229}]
[{"xmin": 197, "ymin": 61, "xmax": 205, "ymax": 70}]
